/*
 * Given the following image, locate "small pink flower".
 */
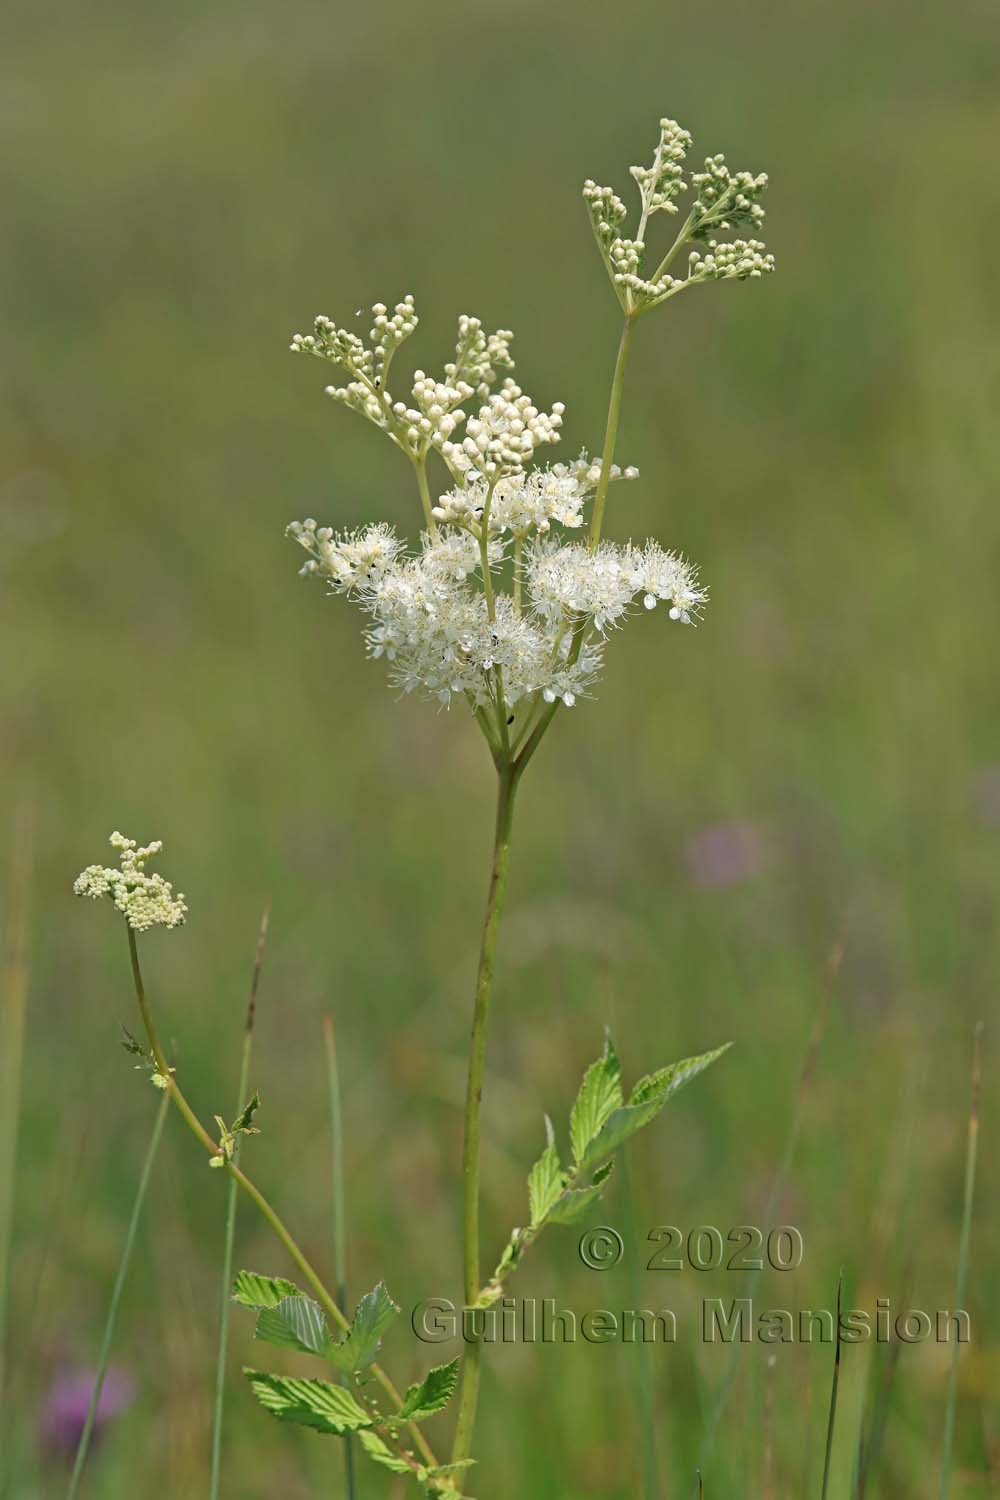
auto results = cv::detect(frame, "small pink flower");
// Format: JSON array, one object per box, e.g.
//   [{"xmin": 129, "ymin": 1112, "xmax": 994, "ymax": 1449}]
[
  {"xmin": 684, "ymin": 820, "xmax": 768, "ymax": 888},
  {"xmin": 39, "ymin": 1366, "xmax": 134, "ymax": 1460}
]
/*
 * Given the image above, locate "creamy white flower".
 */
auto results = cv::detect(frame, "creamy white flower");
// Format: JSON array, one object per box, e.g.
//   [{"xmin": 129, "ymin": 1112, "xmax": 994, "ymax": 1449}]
[
  {"xmin": 74, "ymin": 832, "xmax": 187, "ymax": 931},
  {"xmin": 626, "ymin": 541, "xmax": 707, "ymax": 619},
  {"xmin": 421, "ymin": 528, "xmax": 504, "ymax": 583},
  {"xmin": 441, "ymin": 380, "xmax": 564, "ymax": 479},
  {"xmin": 287, "ymin": 520, "xmax": 404, "ymax": 591},
  {"xmin": 527, "ymin": 540, "xmax": 636, "ymax": 631}
]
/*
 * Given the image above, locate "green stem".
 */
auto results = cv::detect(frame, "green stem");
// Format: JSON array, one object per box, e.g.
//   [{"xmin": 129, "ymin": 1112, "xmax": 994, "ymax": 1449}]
[
  {"xmin": 323, "ymin": 1014, "xmax": 356, "ymax": 1500},
  {"xmin": 124, "ymin": 926, "xmax": 439, "ymax": 1474},
  {"xmin": 66, "ymin": 1087, "xmax": 169, "ymax": 1500},
  {"xmin": 587, "ymin": 314, "xmax": 636, "ymax": 550},
  {"xmin": 413, "ymin": 455, "xmax": 439, "ymax": 537},
  {"xmin": 939, "ymin": 1022, "xmax": 983, "ymax": 1500},
  {"xmin": 0, "ymin": 802, "xmax": 31, "ymax": 1483},
  {"xmin": 210, "ymin": 909, "xmax": 267, "ymax": 1500},
  {"xmin": 512, "ymin": 315, "xmax": 639, "ymax": 777},
  {"xmin": 451, "ymin": 763, "xmax": 520, "ymax": 1466}
]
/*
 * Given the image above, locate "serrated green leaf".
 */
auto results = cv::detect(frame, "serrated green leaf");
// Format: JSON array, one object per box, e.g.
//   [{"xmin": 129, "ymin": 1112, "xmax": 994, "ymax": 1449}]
[
  {"xmin": 397, "ymin": 1358, "xmax": 460, "ymax": 1421},
  {"xmin": 326, "ymin": 1281, "xmax": 400, "ymax": 1374},
  {"xmin": 528, "ymin": 1140, "xmax": 564, "ymax": 1226},
  {"xmin": 359, "ymin": 1430, "xmax": 414, "ymax": 1474},
  {"xmin": 244, "ymin": 1369, "xmax": 372, "ymax": 1434},
  {"xmin": 576, "ymin": 1097, "xmax": 663, "ymax": 1176},
  {"xmin": 570, "ymin": 1034, "xmax": 623, "ymax": 1165},
  {"xmin": 578, "ymin": 1044, "xmax": 731, "ymax": 1176},
  {"xmin": 232, "ymin": 1270, "xmax": 305, "ymax": 1309},
  {"xmin": 629, "ymin": 1043, "xmax": 731, "ymax": 1107},
  {"xmin": 255, "ymin": 1295, "xmax": 330, "ymax": 1356},
  {"xmin": 546, "ymin": 1177, "xmax": 611, "ymax": 1225}
]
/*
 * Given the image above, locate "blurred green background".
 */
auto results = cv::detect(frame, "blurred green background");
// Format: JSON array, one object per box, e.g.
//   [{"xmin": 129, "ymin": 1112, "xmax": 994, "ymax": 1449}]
[{"xmin": 2, "ymin": 0, "xmax": 998, "ymax": 1494}]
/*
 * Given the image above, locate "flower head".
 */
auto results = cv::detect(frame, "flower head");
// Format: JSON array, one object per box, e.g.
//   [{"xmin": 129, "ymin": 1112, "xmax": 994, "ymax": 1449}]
[
  {"xmin": 40, "ymin": 1367, "xmax": 134, "ymax": 1460},
  {"xmin": 584, "ymin": 115, "xmax": 774, "ymax": 314},
  {"xmin": 74, "ymin": 833, "xmax": 187, "ymax": 931}
]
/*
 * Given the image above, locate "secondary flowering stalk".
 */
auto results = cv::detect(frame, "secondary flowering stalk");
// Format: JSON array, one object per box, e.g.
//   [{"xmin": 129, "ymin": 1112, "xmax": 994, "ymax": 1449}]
[{"xmin": 118, "ymin": 912, "xmax": 440, "ymax": 1474}]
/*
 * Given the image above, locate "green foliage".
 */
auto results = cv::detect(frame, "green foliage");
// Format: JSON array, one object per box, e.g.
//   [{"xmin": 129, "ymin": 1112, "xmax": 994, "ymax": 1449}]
[
  {"xmin": 238, "ymin": 1271, "xmax": 460, "ymax": 1490},
  {"xmin": 527, "ymin": 1136, "xmax": 563, "ymax": 1227},
  {"xmin": 358, "ymin": 1431, "xmax": 414, "ymax": 1474},
  {"xmin": 576, "ymin": 1042, "xmax": 731, "ymax": 1176},
  {"xmin": 243, "ymin": 1370, "xmax": 371, "ymax": 1434},
  {"xmin": 359, "ymin": 1433, "xmax": 474, "ymax": 1493},
  {"xmin": 210, "ymin": 1093, "xmax": 261, "ymax": 1167},
  {"xmin": 254, "ymin": 1295, "xmax": 330, "ymax": 1357},
  {"xmin": 569, "ymin": 1034, "xmax": 623, "ymax": 1165},
  {"xmin": 120, "ymin": 1025, "xmax": 173, "ymax": 1090},
  {"xmin": 233, "ymin": 1271, "xmax": 400, "ymax": 1374},
  {"xmin": 335, "ymin": 1281, "xmax": 399, "ymax": 1374},
  {"xmin": 397, "ymin": 1359, "xmax": 460, "ymax": 1421},
  {"xmin": 232, "ymin": 1270, "xmax": 304, "ymax": 1310},
  {"xmin": 483, "ymin": 1036, "xmax": 728, "ymax": 1307}
]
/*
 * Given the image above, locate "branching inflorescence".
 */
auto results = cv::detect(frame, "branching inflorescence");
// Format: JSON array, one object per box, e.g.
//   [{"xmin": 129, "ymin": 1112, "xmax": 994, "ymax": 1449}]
[
  {"xmin": 76, "ymin": 115, "xmax": 774, "ymax": 1498},
  {"xmin": 288, "ymin": 117, "xmax": 770, "ymax": 759}
]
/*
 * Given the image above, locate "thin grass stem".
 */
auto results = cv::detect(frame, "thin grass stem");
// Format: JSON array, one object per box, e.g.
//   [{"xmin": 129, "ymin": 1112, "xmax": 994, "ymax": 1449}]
[
  {"xmin": 0, "ymin": 799, "xmax": 32, "ymax": 1481},
  {"xmin": 323, "ymin": 1014, "xmax": 356, "ymax": 1500},
  {"xmin": 209, "ymin": 906, "xmax": 269, "ymax": 1500},
  {"xmin": 700, "ymin": 933, "xmax": 844, "ymax": 1470},
  {"xmin": 620, "ymin": 1150, "xmax": 660, "ymax": 1499},
  {"xmin": 939, "ymin": 1021, "xmax": 983, "ymax": 1500},
  {"xmin": 66, "ymin": 1087, "xmax": 170, "ymax": 1500},
  {"xmin": 820, "ymin": 1271, "xmax": 845, "ymax": 1500}
]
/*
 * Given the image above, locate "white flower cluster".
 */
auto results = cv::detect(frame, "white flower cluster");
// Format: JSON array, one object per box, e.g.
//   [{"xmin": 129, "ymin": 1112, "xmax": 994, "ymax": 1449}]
[
  {"xmin": 688, "ymin": 240, "xmax": 775, "ymax": 282},
  {"xmin": 291, "ymin": 302, "xmax": 550, "ymax": 483},
  {"xmin": 288, "ymin": 460, "xmax": 704, "ymax": 712},
  {"xmin": 74, "ymin": 833, "xmax": 187, "ymax": 931},
  {"xmin": 431, "ymin": 458, "xmax": 637, "ymax": 536},
  {"xmin": 439, "ymin": 380, "xmax": 565, "ymax": 479},
  {"xmin": 584, "ymin": 116, "xmax": 774, "ymax": 313},
  {"xmin": 629, "ymin": 117, "xmax": 692, "ymax": 218},
  {"xmin": 529, "ymin": 539, "xmax": 705, "ymax": 630},
  {"xmin": 690, "ymin": 156, "xmax": 768, "ymax": 237}
]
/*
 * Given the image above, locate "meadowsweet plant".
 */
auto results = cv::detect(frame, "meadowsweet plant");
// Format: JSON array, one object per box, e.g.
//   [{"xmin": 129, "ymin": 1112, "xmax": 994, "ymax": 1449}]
[{"xmin": 76, "ymin": 115, "xmax": 774, "ymax": 1495}]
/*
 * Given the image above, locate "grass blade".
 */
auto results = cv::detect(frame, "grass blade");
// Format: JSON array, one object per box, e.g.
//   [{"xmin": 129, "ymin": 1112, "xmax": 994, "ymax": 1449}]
[
  {"xmin": 0, "ymin": 800, "xmax": 33, "ymax": 1483},
  {"xmin": 66, "ymin": 1087, "xmax": 170, "ymax": 1499},
  {"xmin": 700, "ymin": 933, "xmax": 844, "ymax": 1469},
  {"xmin": 855, "ymin": 1259, "xmax": 912, "ymax": 1499},
  {"xmin": 619, "ymin": 1148, "xmax": 660, "ymax": 1499},
  {"xmin": 323, "ymin": 1013, "xmax": 356, "ymax": 1500},
  {"xmin": 820, "ymin": 1271, "xmax": 844, "ymax": 1500},
  {"xmin": 938, "ymin": 1021, "xmax": 983, "ymax": 1500},
  {"xmin": 209, "ymin": 906, "xmax": 269, "ymax": 1500}
]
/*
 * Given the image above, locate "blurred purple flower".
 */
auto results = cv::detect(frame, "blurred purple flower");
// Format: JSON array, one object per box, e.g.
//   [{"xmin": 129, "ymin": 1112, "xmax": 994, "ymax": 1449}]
[
  {"xmin": 39, "ymin": 1366, "xmax": 134, "ymax": 1460},
  {"xmin": 683, "ymin": 819, "xmax": 769, "ymax": 888}
]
